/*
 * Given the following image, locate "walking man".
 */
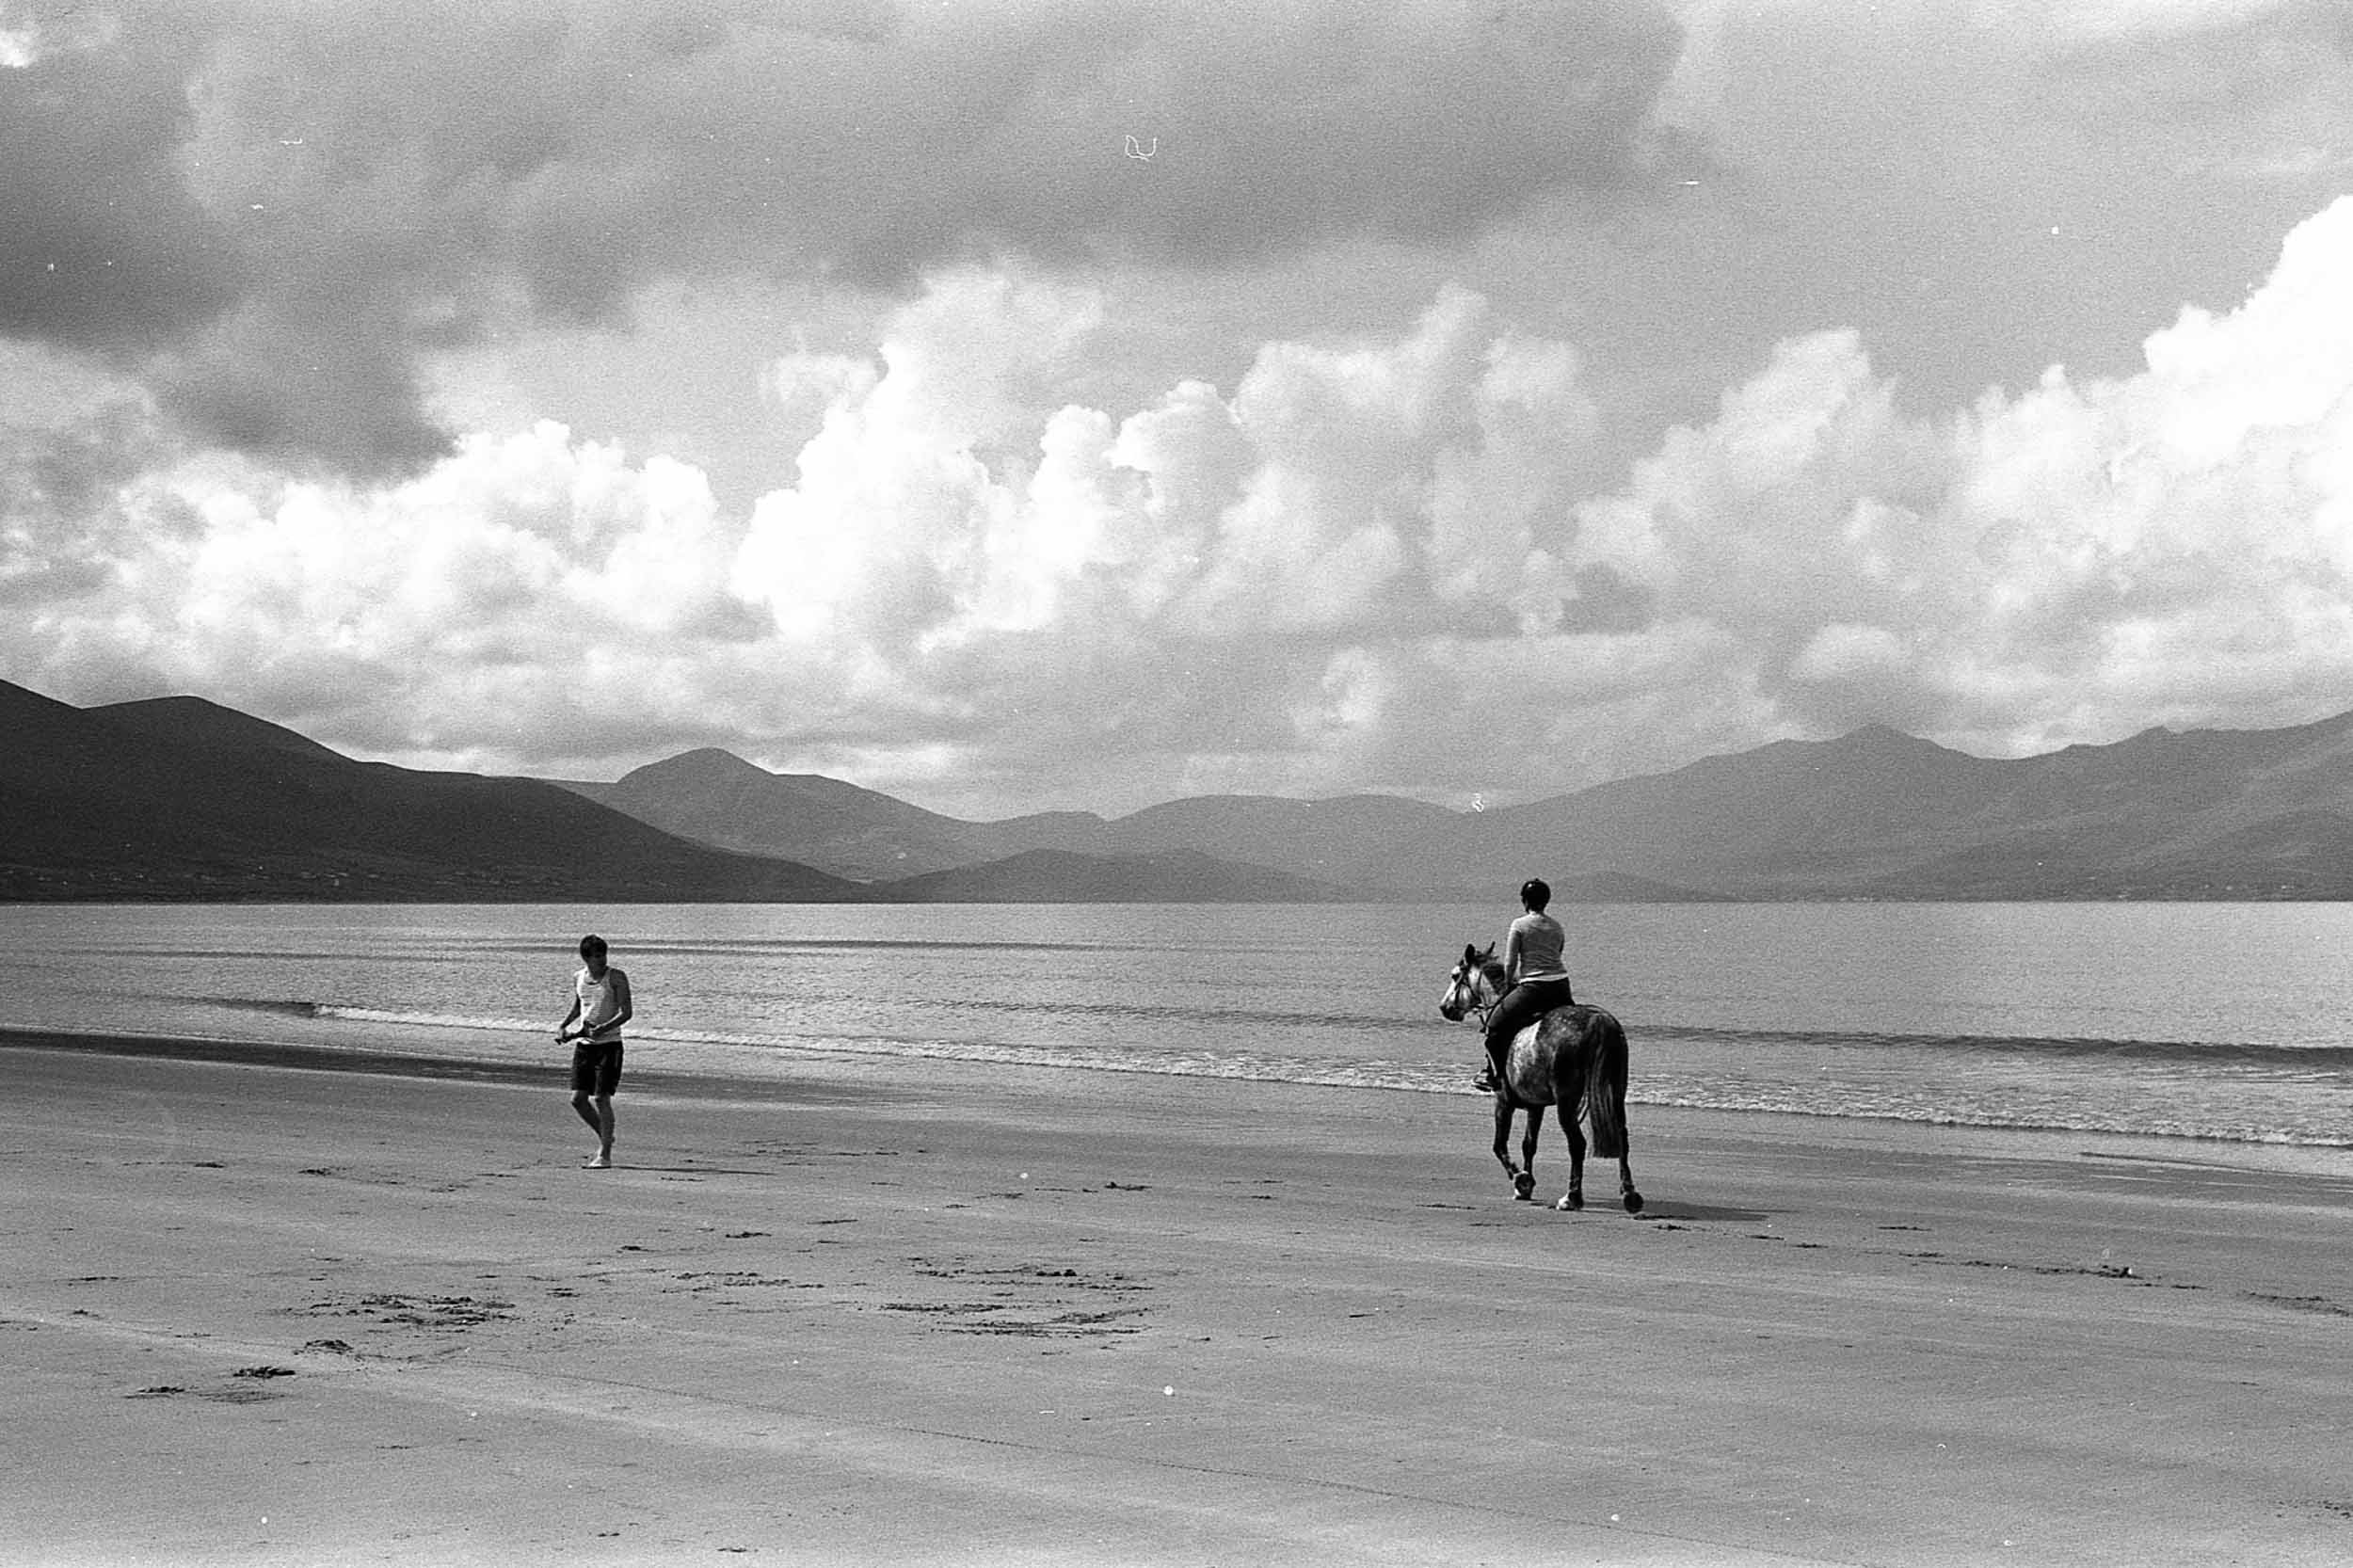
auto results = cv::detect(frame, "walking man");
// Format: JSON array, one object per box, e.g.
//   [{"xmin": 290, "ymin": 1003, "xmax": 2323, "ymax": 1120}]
[{"xmin": 557, "ymin": 934, "xmax": 633, "ymax": 1169}]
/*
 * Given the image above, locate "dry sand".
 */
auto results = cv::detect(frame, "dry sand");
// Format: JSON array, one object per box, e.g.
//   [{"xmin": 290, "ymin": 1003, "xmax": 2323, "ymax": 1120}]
[{"xmin": 2, "ymin": 1032, "xmax": 2347, "ymax": 1567}]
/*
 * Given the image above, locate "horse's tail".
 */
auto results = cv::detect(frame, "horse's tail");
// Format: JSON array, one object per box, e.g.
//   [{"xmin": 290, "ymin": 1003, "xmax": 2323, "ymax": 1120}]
[{"xmin": 1582, "ymin": 1013, "xmax": 1628, "ymax": 1160}]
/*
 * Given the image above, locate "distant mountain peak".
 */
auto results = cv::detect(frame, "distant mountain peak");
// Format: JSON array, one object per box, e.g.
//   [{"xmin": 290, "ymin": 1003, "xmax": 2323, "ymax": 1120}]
[
  {"xmin": 90, "ymin": 695, "xmax": 345, "ymax": 760},
  {"xmin": 621, "ymin": 747, "xmax": 769, "ymax": 783},
  {"xmin": 1832, "ymin": 723, "xmax": 1947, "ymax": 750}
]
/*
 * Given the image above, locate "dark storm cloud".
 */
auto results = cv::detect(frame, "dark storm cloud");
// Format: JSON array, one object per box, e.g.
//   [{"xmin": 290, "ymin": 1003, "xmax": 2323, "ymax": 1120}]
[
  {"xmin": 673, "ymin": 0, "xmax": 1697, "ymax": 279},
  {"xmin": 0, "ymin": 16, "xmax": 237, "ymax": 351},
  {"xmin": 0, "ymin": 0, "xmax": 1685, "ymax": 476}
]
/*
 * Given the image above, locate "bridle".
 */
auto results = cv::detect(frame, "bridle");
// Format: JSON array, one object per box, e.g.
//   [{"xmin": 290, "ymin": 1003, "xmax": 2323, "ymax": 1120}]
[{"xmin": 1441, "ymin": 959, "xmax": 1499, "ymax": 1027}]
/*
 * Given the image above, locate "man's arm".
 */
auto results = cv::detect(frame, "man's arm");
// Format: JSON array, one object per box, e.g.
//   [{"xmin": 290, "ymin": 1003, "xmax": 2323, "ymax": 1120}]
[
  {"xmin": 607, "ymin": 968, "xmax": 634, "ymax": 1032},
  {"xmin": 557, "ymin": 996, "xmax": 583, "ymax": 1043}
]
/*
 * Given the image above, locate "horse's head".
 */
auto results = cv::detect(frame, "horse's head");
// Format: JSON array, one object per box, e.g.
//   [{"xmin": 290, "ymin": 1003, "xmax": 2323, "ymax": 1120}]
[{"xmin": 1438, "ymin": 942, "xmax": 1499, "ymax": 1021}]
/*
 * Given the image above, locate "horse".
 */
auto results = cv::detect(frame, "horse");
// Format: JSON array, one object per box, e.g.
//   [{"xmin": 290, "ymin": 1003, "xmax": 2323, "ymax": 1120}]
[{"xmin": 1439, "ymin": 943, "xmax": 1642, "ymax": 1214}]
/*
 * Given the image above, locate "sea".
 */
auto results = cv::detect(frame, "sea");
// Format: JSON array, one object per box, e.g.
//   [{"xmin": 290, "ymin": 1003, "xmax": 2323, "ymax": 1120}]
[{"xmin": 3, "ymin": 901, "xmax": 2348, "ymax": 1154}]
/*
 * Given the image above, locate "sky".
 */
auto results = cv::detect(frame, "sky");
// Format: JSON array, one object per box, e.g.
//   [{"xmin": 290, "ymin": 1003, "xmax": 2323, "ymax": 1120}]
[{"xmin": 4, "ymin": 0, "xmax": 2352, "ymax": 819}]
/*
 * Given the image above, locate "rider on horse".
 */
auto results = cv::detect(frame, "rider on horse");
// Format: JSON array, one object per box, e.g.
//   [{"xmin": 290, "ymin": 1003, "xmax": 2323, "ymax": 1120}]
[{"xmin": 1473, "ymin": 876, "xmax": 1576, "ymax": 1093}]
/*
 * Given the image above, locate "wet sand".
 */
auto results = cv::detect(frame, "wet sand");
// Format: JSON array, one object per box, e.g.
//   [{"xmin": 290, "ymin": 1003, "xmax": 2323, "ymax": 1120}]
[{"xmin": 3, "ymin": 1031, "xmax": 2348, "ymax": 1566}]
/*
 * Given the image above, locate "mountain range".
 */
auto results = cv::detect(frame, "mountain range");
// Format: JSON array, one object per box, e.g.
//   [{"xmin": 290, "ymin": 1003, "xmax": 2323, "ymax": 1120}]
[
  {"xmin": 0, "ymin": 680, "xmax": 854, "ymax": 903},
  {"xmin": 7, "ymin": 673, "xmax": 2352, "ymax": 902}
]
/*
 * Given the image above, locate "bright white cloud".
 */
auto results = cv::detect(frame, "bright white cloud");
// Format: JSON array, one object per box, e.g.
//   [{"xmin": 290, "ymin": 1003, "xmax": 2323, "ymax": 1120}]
[
  {"xmin": 0, "ymin": 1, "xmax": 114, "ymax": 69},
  {"xmin": 1589, "ymin": 194, "xmax": 2353, "ymax": 749},
  {"xmin": 8, "ymin": 197, "xmax": 2353, "ymax": 812}
]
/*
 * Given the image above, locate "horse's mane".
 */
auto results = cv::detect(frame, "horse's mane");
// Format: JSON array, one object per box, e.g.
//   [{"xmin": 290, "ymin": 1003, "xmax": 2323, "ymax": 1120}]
[{"xmin": 1478, "ymin": 955, "xmax": 1507, "ymax": 989}]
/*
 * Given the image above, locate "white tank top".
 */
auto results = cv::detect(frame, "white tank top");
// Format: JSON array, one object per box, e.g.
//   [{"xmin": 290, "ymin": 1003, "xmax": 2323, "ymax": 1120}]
[{"xmin": 576, "ymin": 968, "xmax": 624, "ymax": 1042}]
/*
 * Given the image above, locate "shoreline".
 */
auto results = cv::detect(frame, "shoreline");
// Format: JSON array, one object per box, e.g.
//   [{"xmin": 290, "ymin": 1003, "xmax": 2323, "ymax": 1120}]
[
  {"xmin": 6, "ymin": 1032, "xmax": 2351, "ymax": 1565},
  {"xmin": 6, "ymin": 1021, "xmax": 2345, "ymax": 1173},
  {"xmin": 0, "ymin": 1024, "xmax": 849, "ymax": 1103}
]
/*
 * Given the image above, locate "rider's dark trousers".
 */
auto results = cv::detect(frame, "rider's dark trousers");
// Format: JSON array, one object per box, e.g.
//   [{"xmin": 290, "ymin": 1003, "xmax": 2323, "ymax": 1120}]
[{"xmin": 1484, "ymin": 978, "xmax": 1576, "ymax": 1077}]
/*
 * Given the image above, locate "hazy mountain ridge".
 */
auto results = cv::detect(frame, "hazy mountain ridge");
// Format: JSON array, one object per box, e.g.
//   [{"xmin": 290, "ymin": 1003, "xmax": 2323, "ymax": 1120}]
[
  {"xmin": 0, "ymin": 682, "xmax": 1357, "ymax": 904},
  {"xmin": 871, "ymin": 849, "xmax": 1358, "ymax": 904},
  {"xmin": 1101, "ymin": 793, "xmax": 1463, "ymax": 887},
  {"xmin": 1471, "ymin": 715, "xmax": 2353, "ymax": 898},
  {"xmin": 9, "ymin": 675, "xmax": 2353, "ymax": 901},
  {"xmin": 579, "ymin": 712, "xmax": 2353, "ymax": 900},
  {"xmin": 557, "ymin": 748, "xmax": 1112, "ymax": 880}
]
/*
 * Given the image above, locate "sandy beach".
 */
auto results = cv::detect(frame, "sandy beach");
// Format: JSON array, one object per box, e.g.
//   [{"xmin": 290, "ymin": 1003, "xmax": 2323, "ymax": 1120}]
[{"xmin": 2, "ymin": 1032, "xmax": 2347, "ymax": 1567}]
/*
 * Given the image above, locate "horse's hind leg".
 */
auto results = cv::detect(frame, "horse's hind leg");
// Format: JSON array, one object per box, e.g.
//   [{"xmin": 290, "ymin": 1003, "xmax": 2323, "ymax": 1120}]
[
  {"xmin": 1616, "ymin": 1089, "xmax": 1643, "ymax": 1214},
  {"xmin": 1554, "ymin": 1100, "xmax": 1587, "ymax": 1212}
]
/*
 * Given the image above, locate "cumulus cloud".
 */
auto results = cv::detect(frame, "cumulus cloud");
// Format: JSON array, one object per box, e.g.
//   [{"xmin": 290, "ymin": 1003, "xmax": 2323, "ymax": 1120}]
[
  {"xmin": 9, "ymin": 197, "xmax": 2353, "ymax": 812},
  {"xmin": 1583, "ymin": 193, "xmax": 2353, "ymax": 754},
  {"xmin": 0, "ymin": 0, "xmax": 1687, "ymax": 475}
]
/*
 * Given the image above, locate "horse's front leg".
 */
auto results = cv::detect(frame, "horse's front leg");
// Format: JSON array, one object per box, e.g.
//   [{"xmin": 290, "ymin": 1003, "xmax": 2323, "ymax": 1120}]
[
  {"xmin": 1516, "ymin": 1111, "xmax": 1541, "ymax": 1202},
  {"xmin": 1492, "ymin": 1097, "xmax": 1522, "ymax": 1193},
  {"xmin": 1554, "ymin": 1100, "xmax": 1588, "ymax": 1211}
]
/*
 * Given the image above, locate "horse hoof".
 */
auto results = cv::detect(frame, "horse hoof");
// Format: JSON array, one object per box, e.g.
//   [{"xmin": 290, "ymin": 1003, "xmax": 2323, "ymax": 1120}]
[
  {"xmin": 1513, "ymin": 1173, "xmax": 1535, "ymax": 1200},
  {"xmin": 1559, "ymin": 1191, "xmax": 1584, "ymax": 1212},
  {"xmin": 1624, "ymin": 1191, "xmax": 1644, "ymax": 1214}
]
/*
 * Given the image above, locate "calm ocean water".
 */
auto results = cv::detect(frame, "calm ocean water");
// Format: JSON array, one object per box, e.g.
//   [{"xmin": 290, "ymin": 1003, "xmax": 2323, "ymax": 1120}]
[{"xmin": 3, "ymin": 901, "xmax": 2348, "ymax": 1149}]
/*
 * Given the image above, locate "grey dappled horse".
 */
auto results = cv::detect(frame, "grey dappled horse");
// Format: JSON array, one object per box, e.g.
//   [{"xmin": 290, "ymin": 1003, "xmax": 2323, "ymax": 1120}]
[{"xmin": 1439, "ymin": 944, "xmax": 1642, "ymax": 1213}]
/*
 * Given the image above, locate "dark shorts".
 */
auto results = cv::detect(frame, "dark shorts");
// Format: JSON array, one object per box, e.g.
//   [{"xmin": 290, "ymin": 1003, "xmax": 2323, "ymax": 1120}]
[{"xmin": 570, "ymin": 1039, "xmax": 624, "ymax": 1096}]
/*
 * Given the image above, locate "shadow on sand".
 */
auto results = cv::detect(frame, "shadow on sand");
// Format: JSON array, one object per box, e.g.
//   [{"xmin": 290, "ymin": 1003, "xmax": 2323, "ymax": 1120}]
[
  {"xmin": 1638, "ymin": 1201, "xmax": 1770, "ymax": 1224},
  {"xmin": 587, "ymin": 1163, "xmax": 779, "ymax": 1177}
]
